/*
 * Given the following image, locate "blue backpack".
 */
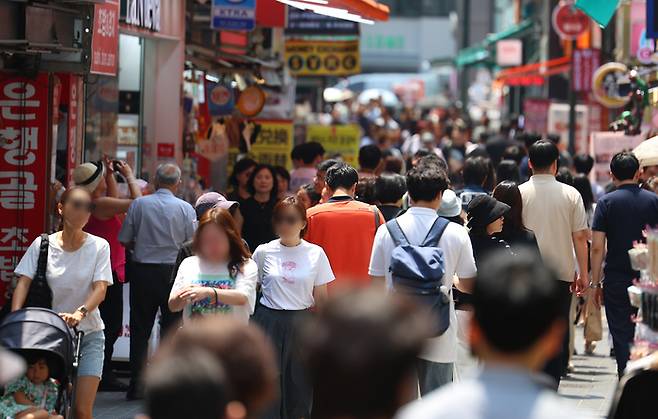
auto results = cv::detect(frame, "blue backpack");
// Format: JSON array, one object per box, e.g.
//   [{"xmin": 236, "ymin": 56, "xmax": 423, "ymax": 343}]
[{"xmin": 386, "ymin": 217, "xmax": 451, "ymax": 337}]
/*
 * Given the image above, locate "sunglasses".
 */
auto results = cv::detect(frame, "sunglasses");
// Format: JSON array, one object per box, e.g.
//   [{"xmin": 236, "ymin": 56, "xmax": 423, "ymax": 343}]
[
  {"xmin": 69, "ymin": 199, "xmax": 95, "ymax": 213},
  {"xmin": 273, "ymin": 215, "xmax": 302, "ymax": 225}
]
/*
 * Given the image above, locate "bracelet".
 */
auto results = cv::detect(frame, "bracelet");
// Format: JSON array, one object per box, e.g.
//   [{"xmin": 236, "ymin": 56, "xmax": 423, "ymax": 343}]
[
  {"xmin": 213, "ymin": 288, "xmax": 219, "ymax": 305},
  {"xmin": 589, "ymin": 281, "xmax": 602, "ymax": 289}
]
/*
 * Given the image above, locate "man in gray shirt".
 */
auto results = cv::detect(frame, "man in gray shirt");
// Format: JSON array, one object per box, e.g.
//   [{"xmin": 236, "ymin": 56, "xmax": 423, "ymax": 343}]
[
  {"xmin": 119, "ymin": 163, "xmax": 196, "ymax": 400},
  {"xmin": 397, "ymin": 250, "xmax": 591, "ymax": 419}
]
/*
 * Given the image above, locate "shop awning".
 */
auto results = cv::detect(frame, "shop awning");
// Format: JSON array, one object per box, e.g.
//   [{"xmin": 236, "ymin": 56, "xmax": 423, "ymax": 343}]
[
  {"xmin": 495, "ymin": 56, "xmax": 571, "ymax": 86},
  {"xmin": 455, "ymin": 19, "xmax": 534, "ymax": 68},
  {"xmin": 276, "ymin": 0, "xmax": 389, "ymax": 23}
]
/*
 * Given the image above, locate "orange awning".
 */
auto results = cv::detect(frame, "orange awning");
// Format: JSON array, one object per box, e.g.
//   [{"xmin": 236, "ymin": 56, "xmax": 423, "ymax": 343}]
[
  {"xmin": 496, "ymin": 56, "xmax": 571, "ymax": 86},
  {"xmin": 277, "ymin": 0, "xmax": 389, "ymax": 23},
  {"xmin": 333, "ymin": 0, "xmax": 390, "ymax": 21}
]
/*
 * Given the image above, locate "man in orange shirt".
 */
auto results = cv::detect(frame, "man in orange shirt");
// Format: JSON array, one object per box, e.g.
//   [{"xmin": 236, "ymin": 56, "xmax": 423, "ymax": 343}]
[{"xmin": 306, "ymin": 162, "xmax": 383, "ymax": 291}]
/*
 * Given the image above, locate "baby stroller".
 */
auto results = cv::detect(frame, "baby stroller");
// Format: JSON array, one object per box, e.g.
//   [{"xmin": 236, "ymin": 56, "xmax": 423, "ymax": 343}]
[{"xmin": 0, "ymin": 308, "xmax": 84, "ymax": 419}]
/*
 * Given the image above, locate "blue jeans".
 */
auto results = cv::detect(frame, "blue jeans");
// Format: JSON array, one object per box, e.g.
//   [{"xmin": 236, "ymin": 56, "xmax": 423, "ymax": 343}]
[
  {"xmin": 78, "ymin": 330, "xmax": 105, "ymax": 378},
  {"xmin": 416, "ymin": 359, "xmax": 453, "ymax": 396}
]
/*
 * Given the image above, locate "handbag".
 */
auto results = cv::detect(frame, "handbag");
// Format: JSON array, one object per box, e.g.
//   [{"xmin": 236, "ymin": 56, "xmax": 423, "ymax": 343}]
[{"xmin": 23, "ymin": 234, "xmax": 52, "ymax": 309}]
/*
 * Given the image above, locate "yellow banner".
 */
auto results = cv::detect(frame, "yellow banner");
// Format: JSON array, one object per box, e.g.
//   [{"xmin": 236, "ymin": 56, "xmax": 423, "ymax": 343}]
[
  {"xmin": 285, "ymin": 40, "xmax": 361, "ymax": 76},
  {"xmin": 306, "ymin": 124, "xmax": 361, "ymax": 167},
  {"xmin": 228, "ymin": 120, "xmax": 294, "ymax": 171}
]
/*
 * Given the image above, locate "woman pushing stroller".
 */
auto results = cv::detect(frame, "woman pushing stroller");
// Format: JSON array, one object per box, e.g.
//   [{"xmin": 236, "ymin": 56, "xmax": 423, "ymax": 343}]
[{"xmin": 10, "ymin": 186, "xmax": 113, "ymax": 419}]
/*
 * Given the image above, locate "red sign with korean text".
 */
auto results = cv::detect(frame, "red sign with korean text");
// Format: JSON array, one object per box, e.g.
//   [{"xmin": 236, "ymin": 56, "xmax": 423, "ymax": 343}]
[
  {"xmin": 90, "ymin": 0, "xmax": 119, "ymax": 76},
  {"xmin": 67, "ymin": 75, "xmax": 82, "ymax": 185},
  {"xmin": 552, "ymin": 1, "xmax": 590, "ymax": 40},
  {"xmin": 0, "ymin": 74, "xmax": 50, "ymax": 306},
  {"xmin": 572, "ymin": 49, "xmax": 600, "ymax": 92},
  {"xmin": 157, "ymin": 143, "xmax": 175, "ymax": 158}
]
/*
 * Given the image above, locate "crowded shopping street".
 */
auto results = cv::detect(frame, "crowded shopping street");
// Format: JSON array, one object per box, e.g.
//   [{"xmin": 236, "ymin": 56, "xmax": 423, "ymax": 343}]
[{"xmin": 3, "ymin": 1, "xmax": 658, "ymax": 419}]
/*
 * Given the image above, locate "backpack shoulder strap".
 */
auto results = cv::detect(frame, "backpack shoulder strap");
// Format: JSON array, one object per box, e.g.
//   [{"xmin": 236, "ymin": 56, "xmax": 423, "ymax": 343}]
[
  {"xmin": 422, "ymin": 217, "xmax": 450, "ymax": 247},
  {"xmin": 385, "ymin": 219, "xmax": 409, "ymax": 247},
  {"xmin": 36, "ymin": 234, "xmax": 49, "ymax": 278}
]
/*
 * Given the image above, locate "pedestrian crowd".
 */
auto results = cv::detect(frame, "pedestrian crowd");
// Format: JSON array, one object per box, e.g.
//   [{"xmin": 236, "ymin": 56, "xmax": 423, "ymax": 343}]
[{"xmin": 3, "ymin": 104, "xmax": 658, "ymax": 419}]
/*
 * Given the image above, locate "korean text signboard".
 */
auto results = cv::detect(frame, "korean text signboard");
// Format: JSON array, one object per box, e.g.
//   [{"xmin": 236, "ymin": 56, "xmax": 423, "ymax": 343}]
[
  {"xmin": 0, "ymin": 74, "xmax": 49, "ymax": 306},
  {"xmin": 285, "ymin": 40, "xmax": 361, "ymax": 77},
  {"xmin": 91, "ymin": 0, "xmax": 119, "ymax": 76},
  {"xmin": 572, "ymin": 49, "xmax": 600, "ymax": 92},
  {"xmin": 306, "ymin": 124, "xmax": 361, "ymax": 167},
  {"xmin": 211, "ymin": 0, "xmax": 256, "ymax": 31},
  {"xmin": 286, "ymin": 9, "xmax": 359, "ymax": 35}
]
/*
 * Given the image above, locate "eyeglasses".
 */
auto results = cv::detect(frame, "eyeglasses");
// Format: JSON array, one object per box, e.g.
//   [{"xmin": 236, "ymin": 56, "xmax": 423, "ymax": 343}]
[
  {"xmin": 69, "ymin": 199, "xmax": 95, "ymax": 213},
  {"xmin": 273, "ymin": 215, "xmax": 301, "ymax": 225}
]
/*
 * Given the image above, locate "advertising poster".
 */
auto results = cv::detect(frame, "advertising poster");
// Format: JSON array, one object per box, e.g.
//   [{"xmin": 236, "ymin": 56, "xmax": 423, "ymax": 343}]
[
  {"xmin": 589, "ymin": 131, "xmax": 644, "ymax": 184},
  {"xmin": 227, "ymin": 120, "xmax": 294, "ymax": 173},
  {"xmin": 306, "ymin": 124, "xmax": 361, "ymax": 167},
  {"xmin": 547, "ymin": 102, "xmax": 589, "ymax": 154}
]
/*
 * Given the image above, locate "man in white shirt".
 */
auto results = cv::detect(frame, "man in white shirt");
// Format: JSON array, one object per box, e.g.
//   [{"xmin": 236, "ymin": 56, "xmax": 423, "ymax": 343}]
[
  {"xmin": 369, "ymin": 156, "xmax": 477, "ymax": 395},
  {"xmin": 519, "ymin": 140, "xmax": 589, "ymax": 387},
  {"xmin": 397, "ymin": 250, "xmax": 590, "ymax": 419}
]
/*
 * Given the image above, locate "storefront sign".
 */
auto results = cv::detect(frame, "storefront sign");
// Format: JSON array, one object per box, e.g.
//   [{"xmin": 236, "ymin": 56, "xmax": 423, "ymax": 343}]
[
  {"xmin": 572, "ymin": 49, "xmax": 600, "ymax": 92},
  {"xmin": 286, "ymin": 8, "xmax": 359, "ymax": 35},
  {"xmin": 157, "ymin": 143, "xmax": 175, "ymax": 158},
  {"xmin": 0, "ymin": 74, "xmax": 49, "ymax": 307},
  {"xmin": 592, "ymin": 62, "xmax": 630, "ymax": 109},
  {"xmin": 589, "ymin": 131, "xmax": 644, "ymax": 184},
  {"xmin": 249, "ymin": 120, "xmax": 293, "ymax": 169},
  {"xmin": 206, "ymin": 81, "xmax": 235, "ymax": 116},
  {"xmin": 552, "ymin": 1, "xmax": 590, "ymax": 40},
  {"xmin": 306, "ymin": 124, "xmax": 361, "ymax": 167},
  {"xmin": 496, "ymin": 39, "xmax": 523, "ymax": 67},
  {"xmin": 523, "ymin": 98, "xmax": 550, "ymax": 135},
  {"xmin": 211, "ymin": 0, "xmax": 256, "ymax": 32},
  {"xmin": 547, "ymin": 102, "xmax": 589, "ymax": 154},
  {"xmin": 122, "ymin": 0, "xmax": 161, "ymax": 31},
  {"xmin": 285, "ymin": 40, "xmax": 361, "ymax": 77},
  {"xmin": 91, "ymin": 1, "xmax": 119, "ymax": 76}
]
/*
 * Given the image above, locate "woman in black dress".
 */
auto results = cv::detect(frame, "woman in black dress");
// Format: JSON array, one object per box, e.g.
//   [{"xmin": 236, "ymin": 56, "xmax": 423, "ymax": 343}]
[
  {"xmin": 492, "ymin": 180, "xmax": 540, "ymax": 255},
  {"xmin": 240, "ymin": 164, "xmax": 279, "ymax": 251}
]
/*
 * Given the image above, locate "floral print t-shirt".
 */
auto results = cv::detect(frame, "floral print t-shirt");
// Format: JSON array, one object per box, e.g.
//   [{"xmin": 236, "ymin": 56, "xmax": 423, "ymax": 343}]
[
  {"xmin": 170, "ymin": 256, "xmax": 258, "ymax": 324},
  {"xmin": 0, "ymin": 375, "xmax": 59, "ymax": 417}
]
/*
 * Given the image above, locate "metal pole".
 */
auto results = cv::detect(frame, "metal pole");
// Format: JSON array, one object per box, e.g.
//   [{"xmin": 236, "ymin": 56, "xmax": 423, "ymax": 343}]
[
  {"xmin": 568, "ymin": 39, "xmax": 577, "ymax": 156},
  {"xmin": 460, "ymin": 0, "xmax": 471, "ymax": 106}
]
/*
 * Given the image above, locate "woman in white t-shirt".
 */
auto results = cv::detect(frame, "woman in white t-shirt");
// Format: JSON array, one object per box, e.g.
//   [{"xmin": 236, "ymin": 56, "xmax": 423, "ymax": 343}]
[
  {"xmin": 252, "ymin": 196, "xmax": 334, "ymax": 419},
  {"xmin": 169, "ymin": 207, "xmax": 257, "ymax": 324},
  {"xmin": 13, "ymin": 186, "xmax": 113, "ymax": 419}
]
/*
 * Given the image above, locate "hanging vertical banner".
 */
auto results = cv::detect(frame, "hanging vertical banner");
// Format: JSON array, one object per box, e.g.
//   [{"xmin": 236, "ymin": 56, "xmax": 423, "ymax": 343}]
[
  {"xmin": 91, "ymin": 0, "xmax": 120, "ymax": 76},
  {"xmin": 649, "ymin": 0, "xmax": 658, "ymax": 39},
  {"xmin": 523, "ymin": 98, "xmax": 550, "ymax": 135},
  {"xmin": 0, "ymin": 74, "xmax": 50, "ymax": 307},
  {"xmin": 67, "ymin": 75, "xmax": 82, "ymax": 185},
  {"xmin": 572, "ymin": 49, "xmax": 600, "ymax": 92},
  {"xmin": 211, "ymin": 0, "xmax": 256, "ymax": 31}
]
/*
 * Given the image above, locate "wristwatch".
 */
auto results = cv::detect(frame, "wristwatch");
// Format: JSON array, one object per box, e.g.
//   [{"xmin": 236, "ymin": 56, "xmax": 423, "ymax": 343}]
[
  {"xmin": 589, "ymin": 281, "xmax": 603, "ymax": 289},
  {"xmin": 76, "ymin": 305, "xmax": 89, "ymax": 318}
]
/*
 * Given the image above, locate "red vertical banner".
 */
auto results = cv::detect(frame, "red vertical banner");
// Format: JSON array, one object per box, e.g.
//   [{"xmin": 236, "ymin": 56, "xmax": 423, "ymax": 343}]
[
  {"xmin": 0, "ymin": 74, "xmax": 50, "ymax": 306},
  {"xmin": 67, "ymin": 75, "xmax": 82, "ymax": 185},
  {"xmin": 90, "ymin": 0, "xmax": 119, "ymax": 76},
  {"xmin": 572, "ymin": 49, "xmax": 600, "ymax": 92}
]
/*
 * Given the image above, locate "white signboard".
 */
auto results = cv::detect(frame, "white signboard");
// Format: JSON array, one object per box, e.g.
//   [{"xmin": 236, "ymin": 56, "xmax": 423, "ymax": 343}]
[
  {"xmin": 496, "ymin": 39, "xmax": 523, "ymax": 67},
  {"xmin": 589, "ymin": 131, "xmax": 644, "ymax": 185},
  {"xmin": 547, "ymin": 102, "xmax": 589, "ymax": 154}
]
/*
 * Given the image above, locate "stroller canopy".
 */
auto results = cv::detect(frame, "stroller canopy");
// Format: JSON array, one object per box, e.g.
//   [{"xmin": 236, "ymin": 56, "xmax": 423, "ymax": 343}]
[{"xmin": 0, "ymin": 308, "xmax": 74, "ymax": 382}]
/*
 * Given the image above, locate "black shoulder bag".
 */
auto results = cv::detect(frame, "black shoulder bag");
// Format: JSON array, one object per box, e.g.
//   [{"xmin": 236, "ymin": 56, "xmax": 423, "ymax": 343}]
[{"xmin": 23, "ymin": 234, "xmax": 52, "ymax": 309}]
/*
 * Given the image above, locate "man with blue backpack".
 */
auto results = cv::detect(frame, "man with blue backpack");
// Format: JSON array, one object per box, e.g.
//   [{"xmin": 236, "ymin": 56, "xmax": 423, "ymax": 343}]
[{"xmin": 369, "ymin": 156, "xmax": 477, "ymax": 395}]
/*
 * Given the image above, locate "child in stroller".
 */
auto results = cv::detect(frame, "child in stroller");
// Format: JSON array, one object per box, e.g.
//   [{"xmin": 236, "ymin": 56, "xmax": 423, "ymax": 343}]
[{"xmin": 0, "ymin": 353, "xmax": 63, "ymax": 419}]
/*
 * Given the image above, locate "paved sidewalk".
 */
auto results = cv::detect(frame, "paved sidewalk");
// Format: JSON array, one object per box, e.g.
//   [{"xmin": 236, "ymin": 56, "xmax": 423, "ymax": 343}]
[
  {"xmin": 95, "ymin": 325, "xmax": 620, "ymax": 419},
  {"xmin": 559, "ymin": 324, "xmax": 618, "ymax": 419}
]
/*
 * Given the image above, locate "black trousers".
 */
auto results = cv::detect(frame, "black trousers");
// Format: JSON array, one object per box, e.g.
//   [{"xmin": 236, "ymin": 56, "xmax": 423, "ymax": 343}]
[
  {"xmin": 99, "ymin": 271, "xmax": 123, "ymax": 379},
  {"xmin": 128, "ymin": 263, "xmax": 181, "ymax": 385},
  {"xmin": 542, "ymin": 280, "xmax": 573, "ymax": 389},
  {"xmin": 604, "ymin": 275, "xmax": 637, "ymax": 377},
  {"xmin": 253, "ymin": 305, "xmax": 311, "ymax": 419}
]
